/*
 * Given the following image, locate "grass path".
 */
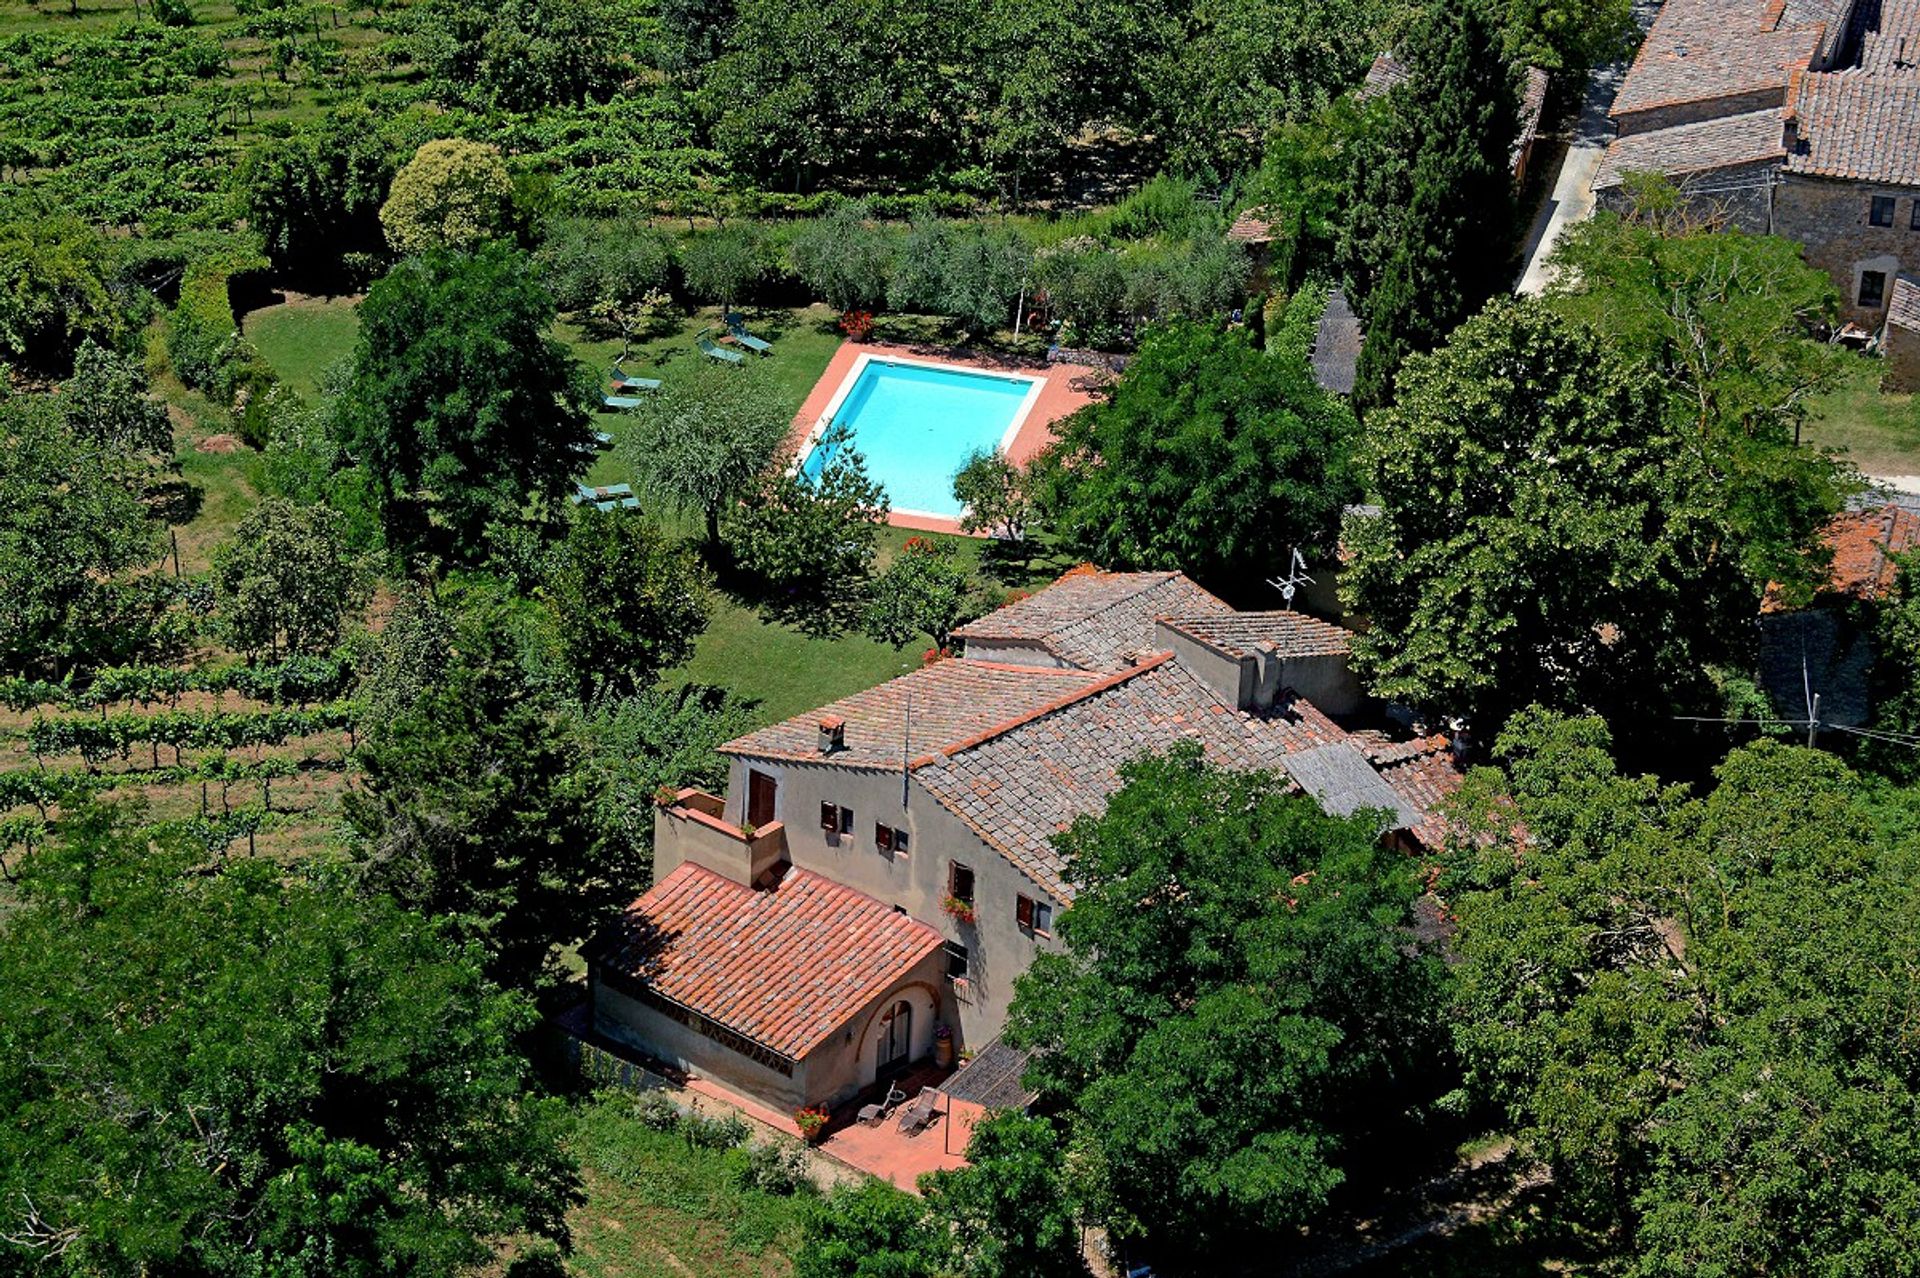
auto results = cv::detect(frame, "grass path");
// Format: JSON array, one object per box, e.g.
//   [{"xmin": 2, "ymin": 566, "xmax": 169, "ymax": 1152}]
[{"xmin": 1804, "ymin": 356, "xmax": 1920, "ymax": 477}]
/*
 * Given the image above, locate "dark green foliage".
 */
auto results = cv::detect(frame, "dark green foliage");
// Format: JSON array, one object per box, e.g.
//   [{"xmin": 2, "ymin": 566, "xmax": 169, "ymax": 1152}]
[
  {"xmin": 0, "ymin": 396, "xmax": 164, "ymax": 680},
  {"xmin": 1444, "ymin": 711, "xmax": 1920, "ymax": 1272},
  {"xmin": 887, "ymin": 219, "xmax": 1030, "ymax": 336},
  {"xmin": 241, "ymin": 107, "xmax": 395, "ymax": 283},
  {"xmin": 1004, "ymin": 744, "xmax": 1448, "ymax": 1255},
  {"xmin": 0, "ymin": 803, "xmax": 578, "ymax": 1278},
  {"xmin": 582, "ymin": 683, "xmax": 757, "ymax": 882},
  {"xmin": 680, "ymin": 223, "xmax": 769, "ymax": 315},
  {"xmin": 333, "ymin": 245, "xmax": 594, "ymax": 563},
  {"xmin": 409, "ymin": 0, "xmax": 632, "ymax": 112},
  {"xmin": 541, "ymin": 509, "xmax": 710, "ymax": 699},
  {"xmin": 1342, "ymin": 298, "xmax": 1768, "ymax": 736},
  {"xmin": 0, "ymin": 213, "xmax": 124, "ymax": 376},
  {"xmin": 1345, "ymin": 0, "xmax": 1521, "ymax": 407},
  {"xmin": 535, "ymin": 215, "xmax": 674, "ymax": 314},
  {"xmin": 789, "ymin": 205, "xmax": 893, "ymax": 314},
  {"xmin": 1034, "ymin": 318, "xmax": 1357, "ymax": 594},
  {"xmin": 212, "ymin": 497, "xmax": 367, "ymax": 660},
  {"xmin": 794, "ymin": 1181, "xmax": 946, "ymax": 1278},
  {"xmin": 862, "ymin": 536, "xmax": 974, "ymax": 650},
  {"xmin": 1865, "ymin": 552, "xmax": 1920, "ymax": 783},
  {"xmin": 59, "ymin": 339, "xmax": 172, "ymax": 457},
  {"xmin": 921, "ymin": 1113, "xmax": 1081, "ymax": 1278},
  {"xmin": 722, "ymin": 424, "xmax": 889, "ymax": 618},
  {"xmin": 167, "ymin": 251, "xmax": 265, "ymax": 393},
  {"xmin": 1547, "ymin": 212, "xmax": 1853, "ymax": 601},
  {"xmin": 951, "ymin": 448, "xmax": 1034, "ymax": 545},
  {"xmin": 1501, "ymin": 0, "xmax": 1636, "ymax": 72},
  {"xmin": 344, "ymin": 591, "xmax": 608, "ymax": 992}
]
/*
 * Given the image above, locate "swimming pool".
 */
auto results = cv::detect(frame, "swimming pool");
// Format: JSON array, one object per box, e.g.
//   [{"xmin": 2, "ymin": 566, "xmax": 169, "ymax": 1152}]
[{"xmin": 798, "ymin": 356, "xmax": 1044, "ymax": 520}]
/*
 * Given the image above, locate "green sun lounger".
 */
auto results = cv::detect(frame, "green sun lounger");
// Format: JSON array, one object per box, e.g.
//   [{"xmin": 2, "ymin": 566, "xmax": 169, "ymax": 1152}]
[
  {"xmin": 603, "ymin": 395, "xmax": 645, "ymax": 411},
  {"xmin": 610, "ymin": 368, "xmax": 663, "ymax": 391},
  {"xmin": 698, "ymin": 335, "xmax": 746, "ymax": 365},
  {"xmin": 572, "ymin": 482, "xmax": 640, "ymax": 511},
  {"xmin": 725, "ymin": 314, "xmax": 773, "ymax": 353}
]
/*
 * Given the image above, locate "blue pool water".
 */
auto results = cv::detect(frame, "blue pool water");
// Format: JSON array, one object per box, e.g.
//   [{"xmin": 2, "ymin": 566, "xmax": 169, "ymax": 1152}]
[{"xmin": 800, "ymin": 360, "xmax": 1035, "ymax": 518}]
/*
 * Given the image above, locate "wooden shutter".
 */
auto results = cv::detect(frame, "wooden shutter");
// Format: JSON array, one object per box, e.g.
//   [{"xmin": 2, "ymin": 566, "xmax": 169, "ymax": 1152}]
[
  {"xmin": 876, "ymin": 824, "xmax": 894, "ymax": 852},
  {"xmin": 1016, "ymin": 895, "xmax": 1034, "ymax": 928},
  {"xmin": 820, "ymin": 802, "xmax": 837, "ymax": 832}
]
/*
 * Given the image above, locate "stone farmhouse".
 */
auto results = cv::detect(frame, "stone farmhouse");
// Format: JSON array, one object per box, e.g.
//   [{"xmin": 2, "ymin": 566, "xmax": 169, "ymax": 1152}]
[
  {"xmin": 1592, "ymin": 0, "xmax": 1920, "ymax": 335},
  {"xmin": 582, "ymin": 569, "xmax": 1463, "ymax": 1112}
]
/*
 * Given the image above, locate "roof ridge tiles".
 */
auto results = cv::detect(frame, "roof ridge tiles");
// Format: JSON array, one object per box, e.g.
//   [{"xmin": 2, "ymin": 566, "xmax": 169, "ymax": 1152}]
[{"xmin": 910, "ymin": 651, "xmax": 1177, "ymax": 768}]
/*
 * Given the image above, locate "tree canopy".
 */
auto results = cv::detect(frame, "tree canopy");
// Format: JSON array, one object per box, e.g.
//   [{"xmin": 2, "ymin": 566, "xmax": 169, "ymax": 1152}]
[
  {"xmin": 540, "ymin": 508, "xmax": 710, "ymax": 699},
  {"xmin": 1035, "ymin": 318, "xmax": 1357, "ymax": 595},
  {"xmin": 0, "ymin": 803, "xmax": 577, "ymax": 1278},
  {"xmin": 333, "ymin": 245, "xmax": 593, "ymax": 562},
  {"xmin": 1004, "ymin": 743, "xmax": 1448, "ymax": 1255}
]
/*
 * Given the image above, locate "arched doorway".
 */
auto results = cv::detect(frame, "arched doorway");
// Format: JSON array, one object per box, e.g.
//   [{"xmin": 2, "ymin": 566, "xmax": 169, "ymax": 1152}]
[{"xmin": 878, "ymin": 999, "xmax": 913, "ymax": 1077}]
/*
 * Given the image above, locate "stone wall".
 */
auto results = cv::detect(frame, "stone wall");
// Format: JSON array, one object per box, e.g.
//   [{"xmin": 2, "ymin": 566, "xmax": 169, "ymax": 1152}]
[
  {"xmin": 1774, "ymin": 174, "xmax": 1920, "ymax": 326},
  {"xmin": 1594, "ymin": 160, "xmax": 1779, "ymax": 235},
  {"xmin": 1613, "ymin": 87, "xmax": 1789, "ymax": 136},
  {"xmin": 1886, "ymin": 320, "xmax": 1920, "ymax": 392}
]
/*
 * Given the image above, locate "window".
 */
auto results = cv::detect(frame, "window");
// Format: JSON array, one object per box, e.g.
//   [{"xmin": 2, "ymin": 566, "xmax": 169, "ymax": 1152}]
[
  {"xmin": 1911, "ymin": 201, "xmax": 1920, "ymax": 231},
  {"xmin": 819, "ymin": 803, "xmax": 853, "ymax": 839},
  {"xmin": 944, "ymin": 941, "xmax": 970, "ymax": 979},
  {"xmin": 1871, "ymin": 195, "xmax": 1897, "ymax": 227},
  {"xmin": 875, "ymin": 823, "xmax": 910, "ymax": 858},
  {"xmin": 948, "ymin": 861, "xmax": 975, "ymax": 905},
  {"xmin": 1016, "ymin": 895, "xmax": 1054, "ymax": 935},
  {"xmin": 1861, "ymin": 269, "xmax": 1888, "ymax": 308}
]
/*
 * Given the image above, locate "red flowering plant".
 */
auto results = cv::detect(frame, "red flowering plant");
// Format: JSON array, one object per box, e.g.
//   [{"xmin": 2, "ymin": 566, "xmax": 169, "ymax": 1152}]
[
  {"xmin": 839, "ymin": 310, "xmax": 875, "ymax": 341},
  {"xmin": 794, "ymin": 1106, "xmax": 830, "ymax": 1140},
  {"xmin": 941, "ymin": 895, "xmax": 977, "ymax": 925},
  {"xmin": 922, "ymin": 646, "xmax": 952, "ymax": 666}
]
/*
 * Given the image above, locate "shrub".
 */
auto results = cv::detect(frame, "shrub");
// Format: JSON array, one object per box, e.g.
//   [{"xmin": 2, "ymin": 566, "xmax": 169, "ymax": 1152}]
[
  {"xmin": 632, "ymin": 1090, "xmax": 684, "ymax": 1131},
  {"xmin": 735, "ymin": 1141, "xmax": 814, "ymax": 1195},
  {"xmin": 168, "ymin": 252, "xmax": 266, "ymax": 391},
  {"xmin": 682, "ymin": 1110, "xmax": 752, "ymax": 1150}
]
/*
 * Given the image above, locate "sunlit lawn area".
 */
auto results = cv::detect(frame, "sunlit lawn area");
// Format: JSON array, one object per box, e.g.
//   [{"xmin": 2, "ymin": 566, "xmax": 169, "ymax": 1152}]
[
  {"xmin": 1803, "ymin": 355, "xmax": 1920, "ymax": 477},
  {"xmin": 242, "ymin": 295, "xmax": 363, "ymax": 402}
]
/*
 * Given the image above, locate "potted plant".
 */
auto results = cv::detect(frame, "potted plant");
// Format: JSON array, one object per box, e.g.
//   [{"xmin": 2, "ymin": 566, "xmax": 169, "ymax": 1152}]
[
  {"xmin": 933, "ymin": 1022, "xmax": 955, "ymax": 1069},
  {"xmin": 941, "ymin": 895, "xmax": 977, "ymax": 925},
  {"xmin": 794, "ymin": 1107, "xmax": 830, "ymax": 1142},
  {"xmin": 653, "ymin": 784, "xmax": 680, "ymax": 808}
]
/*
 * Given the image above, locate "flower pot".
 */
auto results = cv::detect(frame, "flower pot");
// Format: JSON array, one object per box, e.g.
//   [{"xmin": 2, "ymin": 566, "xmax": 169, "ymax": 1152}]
[{"xmin": 934, "ymin": 1036, "xmax": 955, "ymax": 1068}]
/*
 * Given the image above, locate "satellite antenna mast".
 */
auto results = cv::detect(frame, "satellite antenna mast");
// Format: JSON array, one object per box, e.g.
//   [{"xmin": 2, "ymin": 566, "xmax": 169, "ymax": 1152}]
[{"xmin": 1267, "ymin": 548, "xmax": 1315, "ymax": 611}]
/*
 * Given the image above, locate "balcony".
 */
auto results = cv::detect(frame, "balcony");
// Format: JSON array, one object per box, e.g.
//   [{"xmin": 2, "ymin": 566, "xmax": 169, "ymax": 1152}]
[{"xmin": 655, "ymin": 787, "xmax": 788, "ymax": 888}]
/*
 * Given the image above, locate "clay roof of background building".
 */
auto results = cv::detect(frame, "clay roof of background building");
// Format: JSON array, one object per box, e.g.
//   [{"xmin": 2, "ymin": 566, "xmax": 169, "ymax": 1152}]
[
  {"xmin": 1890, "ymin": 275, "xmax": 1920, "ymax": 333},
  {"xmin": 1160, "ymin": 610, "xmax": 1354, "ymax": 659},
  {"xmin": 953, "ymin": 569, "xmax": 1232, "ymax": 671},
  {"xmin": 1763, "ymin": 502, "xmax": 1920, "ymax": 611},
  {"xmin": 1358, "ymin": 55, "xmax": 1550, "ymax": 173},
  {"xmin": 588, "ymin": 863, "xmax": 943, "ymax": 1062},
  {"xmin": 1359, "ymin": 51, "xmax": 1411, "ymax": 99},
  {"xmin": 720, "ymin": 658, "xmax": 1109, "ymax": 768},
  {"xmin": 1609, "ymin": 0, "xmax": 1820, "ymax": 116},
  {"xmin": 1592, "ymin": 108, "xmax": 1787, "ymax": 188},
  {"xmin": 1372, "ymin": 740, "xmax": 1469, "ymax": 850},
  {"xmin": 1226, "ymin": 206, "xmax": 1278, "ymax": 243},
  {"xmin": 913, "ymin": 660, "xmax": 1352, "ymax": 899},
  {"xmin": 1283, "ymin": 742, "xmax": 1421, "ymax": 828},
  {"xmin": 1785, "ymin": 74, "xmax": 1920, "ymax": 183}
]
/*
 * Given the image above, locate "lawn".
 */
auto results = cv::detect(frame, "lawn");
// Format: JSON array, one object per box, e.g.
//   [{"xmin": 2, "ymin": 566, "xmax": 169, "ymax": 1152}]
[
  {"xmin": 567, "ymin": 1095, "xmax": 809, "ymax": 1278},
  {"xmin": 1803, "ymin": 354, "xmax": 1920, "ymax": 477},
  {"xmin": 242, "ymin": 295, "xmax": 364, "ymax": 402}
]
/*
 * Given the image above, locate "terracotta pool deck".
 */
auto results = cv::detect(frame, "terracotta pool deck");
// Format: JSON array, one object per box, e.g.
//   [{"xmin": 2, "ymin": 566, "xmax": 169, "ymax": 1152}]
[{"xmin": 786, "ymin": 340, "xmax": 1102, "ymax": 535}]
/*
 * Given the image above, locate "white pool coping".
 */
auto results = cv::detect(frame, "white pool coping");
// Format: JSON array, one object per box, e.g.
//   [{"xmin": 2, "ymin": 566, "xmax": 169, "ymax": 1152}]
[{"xmin": 793, "ymin": 353, "xmax": 1047, "ymax": 522}]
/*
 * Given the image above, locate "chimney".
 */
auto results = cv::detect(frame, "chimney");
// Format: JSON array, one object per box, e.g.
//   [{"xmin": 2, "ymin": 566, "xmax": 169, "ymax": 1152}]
[
  {"xmin": 818, "ymin": 715, "xmax": 846, "ymax": 755},
  {"xmin": 1782, "ymin": 112, "xmax": 1798, "ymax": 153}
]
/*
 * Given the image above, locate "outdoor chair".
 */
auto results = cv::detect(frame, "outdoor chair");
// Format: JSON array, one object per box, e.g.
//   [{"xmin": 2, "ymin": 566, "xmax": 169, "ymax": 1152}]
[
  {"xmin": 725, "ymin": 312, "xmax": 774, "ymax": 354},
  {"xmin": 698, "ymin": 335, "xmax": 746, "ymax": 365},
  {"xmin": 603, "ymin": 395, "xmax": 645, "ymax": 411},
  {"xmin": 895, "ymin": 1086, "xmax": 939, "ymax": 1136},
  {"xmin": 610, "ymin": 367, "xmax": 662, "ymax": 391}
]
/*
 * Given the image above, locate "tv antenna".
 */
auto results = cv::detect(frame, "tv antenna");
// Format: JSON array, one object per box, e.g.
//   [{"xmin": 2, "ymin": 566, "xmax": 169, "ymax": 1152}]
[{"xmin": 1268, "ymin": 548, "xmax": 1315, "ymax": 610}]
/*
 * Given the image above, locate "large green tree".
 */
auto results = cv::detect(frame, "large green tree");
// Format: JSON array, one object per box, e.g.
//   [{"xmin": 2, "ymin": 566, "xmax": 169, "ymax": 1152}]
[
  {"xmin": 344, "ymin": 591, "xmax": 608, "ymax": 992},
  {"xmin": 722, "ymin": 424, "xmax": 888, "ymax": 621},
  {"xmin": 540, "ymin": 508, "xmax": 710, "ymax": 699},
  {"xmin": 241, "ymin": 106, "xmax": 394, "ymax": 283},
  {"xmin": 921, "ymin": 1113, "xmax": 1081, "ymax": 1278},
  {"xmin": 0, "ymin": 803, "xmax": 576, "ymax": 1278},
  {"xmin": 1005, "ymin": 744, "xmax": 1447, "ymax": 1255},
  {"xmin": 0, "ymin": 212, "xmax": 123, "ymax": 376},
  {"xmin": 408, "ymin": 0, "xmax": 629, "ymax": 111},
  {"xmin": 0, "ymin": 396, "xmax": 162, "ymax": 678},
  {"xmin": 621, "ymin": 362, "xmax": 789, "ymax": 547},
  {"xmin": 333, "ymin": 245, "xmax": 593, "ymax": 562},
  {"xmin": 212, "ymin": 497, "xmax": 367, "ymax": 660},
  {"xmin": 1444, "ymin": 710, "xmax": 1920, "ymax": 1272},
  {"xmin": 1034, "ymin": 318, "xmax": 1356, "ymax": 594},
  {"xmin": 1345, "ymin": 0, "xmax": 1520, "ymax": 406},
  {"xmin": 1548, "ymin": 211, "xmax": 1852, "ymax": 599},
  {"xmin": 58, "ymin": 339, "xmax": 172, "ymax": 457},
  {"xmin": 1341, "ymin": 298, "xmax": 1819, "ymax": 740}
]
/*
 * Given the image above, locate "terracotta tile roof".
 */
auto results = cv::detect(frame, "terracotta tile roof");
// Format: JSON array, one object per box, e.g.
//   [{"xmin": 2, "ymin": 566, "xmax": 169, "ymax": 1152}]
[
  {"xmin": 1609, "ymin": 0, "xmax": 1819, "ymax": 117},
  {"xmin": 1160, "ymin": 610, "xmax": 1354, "ymax": 659},
  {"xmin": 1819, "ymin": 503, "xmax": 1920, "ymax": 601},
  {"xmin": 953, "ymin": 569, "xmax": 1233, "ymax": 672},
  {"xmin": 1284, "ymin": 742, "xmax": 1420, "ymax": 828},
  {"xmin": 1359, "ymin": 51, "xmax": 1410, "ymax": 100},
  {"xmin": 913, "ymin": 660, "xmax": 1350, "ymax": 899},
  {"xmin": 588, "ymin": 864, "xmax": 943, "ymax": 1061},
  {"xmin": 1785, "ymin": 73, "xmax": 1920, "ymax": 183},
  {"xmin": 1226, "ymin": 206, "xmax": 1278, "ymax": 243},
  {"xmin": 1890, "ymin": 274, "xmax": 1920, "ymax": 334},
  {"xmin": 720, "ymin": 658, "xmax": 1107, "ymax": 767},
  {"xmin": 1592, "ymin": 109, "xmax": 1787, "ymax": 188},
  {"xmin": 1376, "ymin": 741, "xmax": 1469, "ymax": 851}
]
